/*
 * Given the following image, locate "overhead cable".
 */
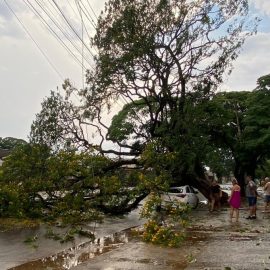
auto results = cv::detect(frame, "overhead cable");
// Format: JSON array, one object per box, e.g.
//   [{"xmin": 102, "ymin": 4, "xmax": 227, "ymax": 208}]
[
  {"xmin": 37, "ymin": 0, "xmax": 94, "ymax": 67},
  {"xmin": 24, "ymin": 0, "xmax": 91, "ymax": 70},
  {"xmin": 77, "ymin": 0, "xmax": 85, "ymax": 89},
  {"xmin": 77, "ymin": 0, "xmax": 97, "ymax": 29},
  {"xmin": 52, "ymin": 0, "xmax": 95, "ymax": 59},
  {"xmin": 74, "ymin": 0, "xmax": 96, "ymax": 53},
  {"xmin": 3, "ymin": 0, "xmax": 64, "ymax": 81},
  {"xmin": 86, "ymin": 0, "xmax": 99, "ymax": 20}
]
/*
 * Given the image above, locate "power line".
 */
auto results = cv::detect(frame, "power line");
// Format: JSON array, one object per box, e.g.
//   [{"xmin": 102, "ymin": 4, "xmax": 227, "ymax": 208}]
[
  {"xmin": 39, "ymin": 0, "xmax": 94, "ymax": 66},
  {"xmin": 24, "ymin": 0, "xmax": 92, "ymax": 70},
  {"xmin": 23, "ymin": 0, "xmax": 85, "ymax": 102},
  {"xmin": 45, "ymin": 0, "xmax": 96, "ymax": 64},
  {"xmin": 74, "ymin": 0, "xmax": 96, "ymax": 56},
  {"xmin": 3, "ymin": 0, "xmax": 64, "ymax": 81},
  {"xmin": 86, "ymin": 0, "xmax": 99, "ymax": 20},
  {"xmin": 65, "ymin": 0, "xmax": 95, "ymax": 39},
  {"xmin": 52, "ymin": 0, "xmax": 96, "ymax": 59},
  {"xmin": 77, "ymin": 0, "xmax": 97, "ymax": 29},
  {"xmin": 75, "ymin": 0, "xmax": 99, "ymax": 55},
  {"xmin": 8, "ymin": 0, "xmax": 143, "ymax": 129},
  {"xmin": 77, "ymin": 0, "xmax": 85, "ymax": 89}
]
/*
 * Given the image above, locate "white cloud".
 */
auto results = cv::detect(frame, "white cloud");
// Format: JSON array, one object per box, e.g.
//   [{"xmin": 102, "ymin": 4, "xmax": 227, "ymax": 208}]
[
  {"xmin": 0, "ymin": 11, "xmax": 25, "ymax": 39},
  {"xmin": 0, "ymin": 0, "xmax": 269, "ymax": 140},
  {"xmin": 222, "ymin": 31, "xmax": 270, "ymax": 91},
  {"xmin": 0, "ymin": 0, "xmax": 106, "ymax": 140},
  {"xmin": 250, "ymin": 0, "xmax": 270, "ymax": 16}
]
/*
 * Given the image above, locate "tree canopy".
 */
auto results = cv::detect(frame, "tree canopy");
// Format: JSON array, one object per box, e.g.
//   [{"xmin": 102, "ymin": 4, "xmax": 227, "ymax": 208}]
[
  {"xmin": 0, "ymin": 137, "xmax": 27, "ymax": 150},
  {"xmin": 0, "ymin": 1, "xmax": 264, "ymax": 245},
  {"xmin": 32, "ymin": 0, "xmax": 257, "ymax": 147},
  {"xmin": 201, "ymin": 74, "xmax": 270, "ymax": 191},
  {"xmin": 27, "ymin": 0, "xmax": 259, "ymax": 200}
]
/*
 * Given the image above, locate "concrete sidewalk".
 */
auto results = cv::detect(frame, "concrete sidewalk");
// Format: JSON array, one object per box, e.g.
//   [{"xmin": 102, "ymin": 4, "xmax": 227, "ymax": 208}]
[{"xmin": 72, "ymin": 202, "xmax": 270, "ymax": 270}]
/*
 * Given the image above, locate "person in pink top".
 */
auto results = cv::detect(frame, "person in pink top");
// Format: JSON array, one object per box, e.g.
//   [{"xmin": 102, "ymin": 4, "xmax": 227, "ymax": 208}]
[{"xmin": 228, "ymin": 178, "xmax": 241, "ymax": 222}]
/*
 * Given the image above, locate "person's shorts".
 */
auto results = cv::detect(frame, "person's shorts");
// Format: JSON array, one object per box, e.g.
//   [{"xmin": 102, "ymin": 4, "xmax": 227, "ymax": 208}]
[
  {"xmin": 247, "ymin": 196, "xmax": 257, "ymax": 206},
  {"xmin": 264, "ymin": 195, "xmax": 270, "ymax": 203}
]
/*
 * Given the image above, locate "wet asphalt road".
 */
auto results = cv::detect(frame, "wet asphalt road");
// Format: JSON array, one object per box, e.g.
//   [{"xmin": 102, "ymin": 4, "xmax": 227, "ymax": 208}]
[
  {"xmin": 73, "ymin": 200, "xmax": 270, "ymax": 270},
  {"xmin": 2, "ymin": 198, "xmax": 270, "ymax": 270},
  {"xmin": 0, "ymin": 209, "xmax": 144, "ymax": 270}
]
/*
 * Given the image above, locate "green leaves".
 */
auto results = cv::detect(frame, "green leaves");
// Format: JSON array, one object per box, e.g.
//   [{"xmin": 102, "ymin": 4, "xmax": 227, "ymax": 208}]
[
  {"xmin": 0, "ymin": 137, "xmax": 27, "ymax": 150},
  {"xmin": 201, "ymin": 82, "xmax": 270, "ymax": 182},
  {"xmin": 256, "ymin": 74, "xmax": 270, "ymax": 90}
]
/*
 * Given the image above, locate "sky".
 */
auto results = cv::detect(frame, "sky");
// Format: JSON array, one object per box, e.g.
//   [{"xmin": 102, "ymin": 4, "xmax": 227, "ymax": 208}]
[{"xmin": 0, "ymin": 0, "xmax": 270, "ymax": 141}]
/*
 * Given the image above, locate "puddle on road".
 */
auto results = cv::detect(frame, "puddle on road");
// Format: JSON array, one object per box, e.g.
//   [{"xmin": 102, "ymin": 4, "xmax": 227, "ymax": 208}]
[
  {"xmin": 186, "ymin": 232, "xmax": 208, "ymax": 243},
  {"xmin": 8, "ymin": 229, "xmax": 132, "ymax": 270},
  {"xmin": 8, "ymin": 228, "xmax": 210, "ymax": 270}
]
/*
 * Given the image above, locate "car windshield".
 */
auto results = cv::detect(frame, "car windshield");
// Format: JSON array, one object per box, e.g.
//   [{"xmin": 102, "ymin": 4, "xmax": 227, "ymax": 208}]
[{"xmin": 170, "ymin": 188, "xmax": 183, "ymax": 193}]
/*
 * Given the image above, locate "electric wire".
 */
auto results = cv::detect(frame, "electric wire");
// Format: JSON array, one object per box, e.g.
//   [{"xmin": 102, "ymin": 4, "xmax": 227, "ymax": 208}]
[
  {"xmin": 27, "ymin": 0, "xmax": 97, "ymax": 68},
  {"xmin": 74, "ymin": 0, "xmax": 96, "ymax": 54},
  {"xmin": 38, "ymin": 0, "xmax": 86, "ymax": 56},
  {"xmin": 66, "ymin": 0, "xmax": 94, "ymax": 43},
  {"xmin": 3, "ymin": 0, "xmax": 64, "ymax": 81},
  {"xmin": 86, "ymin": 0, "xmax": 99, "ymax": 20},
  {"xmin": 44, "ymin": 0, "xmax": 95, "ymax": 64},
  {"xmin": 67, "ymin": 0, "xmax": 80, "ymax": 17},
  {"xmin": 77, "ymin": 0, "xmax": 97, "ymax": 29},
  {"xmin": 11, "ymin": 0, "xmax": 145, "ymax": 145},
  {"xmin": 46, "ymin": 1, "xmax": 145, "ymax": 124},
  {"xmin": 23, "ymin": 0, "xmax": 89, "ymax": 70},
  {"xmin": 41, "ymin": 0, "xmax": 95, "ymax": 66},
  {"xmin": 53, "ymin": 2, "xmax": 146, "ymax": 151},
  {"xmin": 77, "ymin": 0, "xmax": 85, "ymax": 89},
  {"xmin": 27, "ymin": 0, "xmax": 95, "ymax": 70},
  {"xmin": 31, "ymin": 1, "xmax": 85, "ymax": 103},
  {"xmin": 21, "ymin": 0, "xmax": 94, "ymax": 103},
  {"xmin": 51, "ymin": 0, "xmax": 95, "ymax": 59},
  {"xmin": 75, "ymin": 0, "xmax": 98, "ymax": 54},
  {"xmin": 71, "ymin": 1, "xmax": 146, "ymax": 151}
]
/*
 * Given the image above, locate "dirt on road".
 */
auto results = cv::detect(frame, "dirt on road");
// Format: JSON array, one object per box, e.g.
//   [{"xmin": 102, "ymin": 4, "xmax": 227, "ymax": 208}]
[{"xmin": 72, "ymin": 202, "xmax": 270, "ymax": 270}]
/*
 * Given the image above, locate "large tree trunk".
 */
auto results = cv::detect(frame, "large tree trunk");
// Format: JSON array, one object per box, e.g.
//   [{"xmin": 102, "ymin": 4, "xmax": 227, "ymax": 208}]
[
  {"xmin": 190, "ymin": 176, "xmax": 212, "ymax": 199},
  {"xmin": 186, "ymin": 158, "xmax": 228, "ymax": 203},
  {"xmin": 189, "ymin": 176, "xmax": 228, "ymax": 203},
  {"xmin": 234, "ymin": 158, "xmax": 256, "ymax": 196}
]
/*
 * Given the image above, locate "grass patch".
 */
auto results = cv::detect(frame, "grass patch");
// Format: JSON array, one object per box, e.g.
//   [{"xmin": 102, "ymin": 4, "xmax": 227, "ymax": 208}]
[{"xmin": 0, "ymin": 218, "xmax": 40, "ymax": 232}]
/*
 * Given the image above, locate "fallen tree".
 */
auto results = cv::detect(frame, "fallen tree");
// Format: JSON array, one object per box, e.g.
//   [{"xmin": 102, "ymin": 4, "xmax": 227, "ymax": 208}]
[{"xmin": 1, "ymin": 0, "xmax": 255, "ymax": 218}]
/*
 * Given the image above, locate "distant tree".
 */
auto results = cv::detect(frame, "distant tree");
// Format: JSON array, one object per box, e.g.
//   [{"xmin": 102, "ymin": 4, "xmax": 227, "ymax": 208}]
[
  {"xmin": 204, "ymin": 147, "xmax": 234, "ymax": 180},
  {"xmin": 0, "ymin": 144, "xmax": 51, "ymax": 217},
  {"xmin": 202, "ymin": 74, "xmax": 270, "ymax": 193},
  {"xmin": 256, "ymin": 160, "xmax": 270, "ymax": 181},
  {"xmin": 0, "ymin": 137, "xmax": 27, "ymax": 150}
]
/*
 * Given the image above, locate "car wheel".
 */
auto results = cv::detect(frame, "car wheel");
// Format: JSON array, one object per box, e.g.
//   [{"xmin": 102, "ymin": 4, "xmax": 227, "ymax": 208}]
[{"xmin": 192, "ymin": 200, "xmax": 199, "ymax": 209}]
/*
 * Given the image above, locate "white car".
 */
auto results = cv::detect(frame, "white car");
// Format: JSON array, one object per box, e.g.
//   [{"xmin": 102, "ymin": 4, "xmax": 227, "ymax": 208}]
[
  {"xmin": 257, "ymin": 186, "xmax": 264, "ymax": 197},
  {"xmin": 220, "ymin": 184, "xmax": 231, "ymax": 196},
  {"xmin": 162, "ymin": 185, "xmax": 199, "ymax": 209}
]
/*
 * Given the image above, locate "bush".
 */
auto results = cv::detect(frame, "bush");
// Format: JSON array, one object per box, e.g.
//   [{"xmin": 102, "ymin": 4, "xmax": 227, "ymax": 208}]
[{"xmin": 142, "ymin": 220, "xmax": 186, "ymax": 247}]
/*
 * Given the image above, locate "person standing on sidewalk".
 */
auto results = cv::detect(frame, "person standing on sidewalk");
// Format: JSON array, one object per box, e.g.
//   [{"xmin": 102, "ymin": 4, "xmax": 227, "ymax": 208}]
[
  {"xmin": 209, "ymin": 180, "xmax": 222, "ymax": 212},
  {"xmin": 264, "ymin": 177, "xmax": 270, "ymax": 212},
  {"xmin": 245, "ymin": 175, "xmax": 258, "ymax": 219},
  {"xmin": 228, "ymin": 178, "xmax": 241, "ymax": 222}
]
